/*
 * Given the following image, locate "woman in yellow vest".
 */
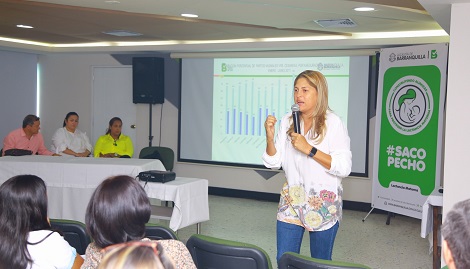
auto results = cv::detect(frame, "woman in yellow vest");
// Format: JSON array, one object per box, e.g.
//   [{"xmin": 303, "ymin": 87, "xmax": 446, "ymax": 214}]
[{"xmin": 94, "ymin": 117, "xmax": 133, "ymax": 158}]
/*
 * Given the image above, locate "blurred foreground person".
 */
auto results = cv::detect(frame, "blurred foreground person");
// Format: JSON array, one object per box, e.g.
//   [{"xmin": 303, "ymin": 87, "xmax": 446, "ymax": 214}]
[
  {"xmin": 98, "ymin": 241, "xmax": 175, "ymax": 269},
  {"xmin": 0, "ymin": 174, "xmax": 83, "ymax": 268},
  {"xmin": 441, "ymin": 198, "xmax": 470, "ymax": 269}
]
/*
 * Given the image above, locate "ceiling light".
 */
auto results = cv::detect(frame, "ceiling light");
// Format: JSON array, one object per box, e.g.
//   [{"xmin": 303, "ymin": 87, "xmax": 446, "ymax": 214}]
[
  {"xmin": 354, "ymin": 30, "xmax": 448, "ymax": 39},
  {"xmin": 105, "ymin": 0, "xmax": 120, "ymax": 4},
  {"xmin": 102, "ymin": 30, "xmax": 143, "ymax": 37},
  {"xmin": 54, "ymin": 42, "xmax": 111, "ymax": 48},
  {"xmin": 181, "ymin": 13, "xmax": 198, "ymax": 18},
  {"xmin": 0, "ymin": 37, "xmax": 47, "ymax": 46},
  {"xmin": 17, "ymin": 24, "xmax": 33, "ymax": 29},
  {"xmin": 354, "ymin": 7, "xmax": 375, "ymax": 12}
]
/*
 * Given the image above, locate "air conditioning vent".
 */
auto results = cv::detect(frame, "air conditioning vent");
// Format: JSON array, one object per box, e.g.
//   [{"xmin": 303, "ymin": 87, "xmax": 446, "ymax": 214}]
[
  {"xmin": 314, "ymin": 18, "xmax": 357, "ymax": 28},
  {"xmin": 102, "ymin": 30, "xmax": 143, "ymax": 37}
]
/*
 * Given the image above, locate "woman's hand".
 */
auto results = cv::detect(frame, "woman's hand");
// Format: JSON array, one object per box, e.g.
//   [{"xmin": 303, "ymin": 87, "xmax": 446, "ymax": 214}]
[
  {"xmin": 75, "ymin": 150, "xmax": 90, "ymax": 157},
  {"xmin": 291, "ymin": 132, "xmax": 332, "ymax": 169},
  {"xmin": 264, "ymin": 115, "xmax": 277, "ymax": 142},
  {"xmin": 265, "ymin": 115, "xmax": 277, "ymax": 156},
  {"xmin": 99, "ymin": 153, "xmax": 118, "ymax": 158},
  {"xmin": 290, "ymin": 132, "xmax": 311, "ymax": 155}
]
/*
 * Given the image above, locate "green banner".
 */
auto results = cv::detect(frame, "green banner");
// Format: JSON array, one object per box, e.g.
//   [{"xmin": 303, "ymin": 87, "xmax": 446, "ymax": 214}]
[
  {"xmin": 378, "ymin": 66, "xmax": 440, "ymax": 196},
  {"xmin": 372, "ymin": 43, "xmax": 448, "ymax": 219}
]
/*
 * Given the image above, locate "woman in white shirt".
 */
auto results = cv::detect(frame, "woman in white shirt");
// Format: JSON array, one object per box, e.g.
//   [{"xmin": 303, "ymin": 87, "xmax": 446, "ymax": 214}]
[
  {"xmin": 0, "ymin": 175, "xmax": 83, "ymax": 269},
  {"xmin": 51, "ymin": 112, "xmax": 92, "ymax": 157},
  {"xmin": 263, "ymin": 70, "xmax": 352, "ymax": 263}
]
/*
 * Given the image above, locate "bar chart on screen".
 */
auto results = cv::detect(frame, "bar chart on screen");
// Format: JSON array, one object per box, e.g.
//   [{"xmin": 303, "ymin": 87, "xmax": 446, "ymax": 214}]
[{"xmin": 212, "ymin": 76, "xmax": 293, "ymax": 165}]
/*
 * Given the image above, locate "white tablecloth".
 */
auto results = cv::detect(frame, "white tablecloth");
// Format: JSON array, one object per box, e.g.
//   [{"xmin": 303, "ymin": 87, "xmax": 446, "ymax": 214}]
[
  {"xmin": 421, "ymin": 188, "xmax": 443, "ymax": 260},
  {"xmin": 0, "ymin": 155, "xmax": 165, "ymax": 222},
  {"xmin": 421, "ymin": 189, "xmax": 443, "ymax": 238},
  {"xmin": 141, "ymin": 177, "xmax": 210, "ymax": 231}
]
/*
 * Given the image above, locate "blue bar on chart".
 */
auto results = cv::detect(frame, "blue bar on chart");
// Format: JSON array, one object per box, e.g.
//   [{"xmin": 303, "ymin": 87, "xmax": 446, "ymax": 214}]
[{"xmin": 219, "ymin": 77, "xmax": 293, "ymax": 137}]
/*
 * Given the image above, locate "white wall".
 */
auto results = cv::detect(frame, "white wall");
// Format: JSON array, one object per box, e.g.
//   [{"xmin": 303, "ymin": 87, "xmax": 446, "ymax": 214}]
[
  {"xmin": 39, "ymin": 54, "xmax": 100, "ymax": 144},
  {"xmin": 37, "ymin": 53, "xmax": 374, "ymax": 202},
  {"xmin": 0, "ymin": 51, "xmax": 37, "ymax": 142},
  {"xmin": 38, "ymin": 54, "xmax": 175, "ymax": 154},
  {"xmin": 442, "ymin": 3, "xmax": 470, "ymax": 218}
]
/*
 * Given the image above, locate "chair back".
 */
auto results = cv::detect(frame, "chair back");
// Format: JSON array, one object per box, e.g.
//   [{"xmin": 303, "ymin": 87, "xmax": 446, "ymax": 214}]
[
  {"xmin": 139, "ymin": 146, "xmax": 175, "ymax": 171},
  {"xmin": 145, "ymin": 223, "xmax": 178, "ymax": 240},
  {"xmin": 278, "ymin": 252, "xmax": 371, "ymax": 269},
  {"xmin": 186, "ymin": 234, "xmax": 272, "ymax": 269},
  {"xmin": 50, "ymin": 219, "xmax": 91, "ymax": 255}
]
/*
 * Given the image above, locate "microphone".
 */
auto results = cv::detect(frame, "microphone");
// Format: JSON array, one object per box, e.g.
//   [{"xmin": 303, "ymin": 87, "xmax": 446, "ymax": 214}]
[{"xmin": 291, "ymin": 104, "xmax": 301, "ymax": 134}]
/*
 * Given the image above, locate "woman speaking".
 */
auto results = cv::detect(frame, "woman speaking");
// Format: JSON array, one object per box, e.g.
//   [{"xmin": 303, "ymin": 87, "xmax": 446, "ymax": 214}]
[{"xmin": 263, "ymin": 70, "xmax": 352, "ymax": 262}]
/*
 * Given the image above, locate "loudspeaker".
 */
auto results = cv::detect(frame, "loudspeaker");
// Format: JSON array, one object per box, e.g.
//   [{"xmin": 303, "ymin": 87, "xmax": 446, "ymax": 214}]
[{"xmin": 132, "ymin": 57, "xmax": 164, "ymax": 104}]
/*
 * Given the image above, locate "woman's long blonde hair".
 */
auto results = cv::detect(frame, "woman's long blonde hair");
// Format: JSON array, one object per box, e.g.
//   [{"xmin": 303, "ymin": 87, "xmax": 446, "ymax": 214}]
[{"xmin": 287, "ymin": 70, "xmax": 329, "ymax": 144}]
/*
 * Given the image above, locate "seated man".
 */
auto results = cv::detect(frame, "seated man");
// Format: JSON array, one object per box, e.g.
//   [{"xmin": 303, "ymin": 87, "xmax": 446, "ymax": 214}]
[
  {"xmin": 2, "ymin": 114, "xmax": 59, "ymax": 156},
  {"xmin": 441, "ymin": 198, "xmax": 470, "ymax": 269}
]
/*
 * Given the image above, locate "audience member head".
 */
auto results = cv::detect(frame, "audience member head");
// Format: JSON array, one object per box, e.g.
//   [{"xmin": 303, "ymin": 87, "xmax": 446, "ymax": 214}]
[
  {"xmin": 98, "ymin": 241, "xmax": 175, "ymax": 269},
  {"xmin": 85, "ymin": 175, "xmax": 151, "ymax": 249},
  {"xmin": 0, "ymin": 175, "xmax": 51, "ymax": 268},
  {"xmin": 21, "ymin": 115, "xmax": 41, "ymax": 137},
  {"xmin": 22, "ymin": 114, "xmax": 40, "ymax": 128},
  {"xmin": 441, "ymin": 198, "xmax": 470, "ymax": 269},
  {"xmin": 63, "ymin": 111, "xmax": 79, "ymax": 128},
  {"xmin": 106, "ymin": 117, "xmax": 122, "ymax": 137}
]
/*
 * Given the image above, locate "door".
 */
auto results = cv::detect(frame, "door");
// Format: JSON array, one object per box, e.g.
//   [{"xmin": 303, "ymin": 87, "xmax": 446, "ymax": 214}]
[{"xmin": 92, "ymin": 66, "xmax": 137, "ymax": 156}]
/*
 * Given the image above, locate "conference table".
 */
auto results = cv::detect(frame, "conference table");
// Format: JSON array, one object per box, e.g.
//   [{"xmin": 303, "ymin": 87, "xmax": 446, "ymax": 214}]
[
  {"xmin": 141, "ymin": 177, "xmax": 210, "ymax": 232},
  {"xmin": 0, "ymin": 155, "xmax": 165, "ymax": 223}
]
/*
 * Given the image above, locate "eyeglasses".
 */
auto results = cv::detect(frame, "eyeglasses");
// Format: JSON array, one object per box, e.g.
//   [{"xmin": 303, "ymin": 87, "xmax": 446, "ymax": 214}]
[
  {"xmin": 113, "ymin": 140, "xmax": 117, "ymax": 146},
  {"xmin": 101, "ymin": 241, "xmax": 159, "ymax": 256}
]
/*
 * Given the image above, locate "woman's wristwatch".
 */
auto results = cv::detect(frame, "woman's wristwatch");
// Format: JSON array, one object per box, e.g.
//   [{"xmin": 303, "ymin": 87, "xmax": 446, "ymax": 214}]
[{"xmin": 308, "ymin": 146, "xmax": 317, "ymax": 157}]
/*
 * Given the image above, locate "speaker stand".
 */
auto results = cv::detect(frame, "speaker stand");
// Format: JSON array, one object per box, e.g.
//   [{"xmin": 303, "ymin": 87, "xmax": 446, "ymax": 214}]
[{"xmin": 148, "ymin": 103, "xmax": 154, "ymax": 147}]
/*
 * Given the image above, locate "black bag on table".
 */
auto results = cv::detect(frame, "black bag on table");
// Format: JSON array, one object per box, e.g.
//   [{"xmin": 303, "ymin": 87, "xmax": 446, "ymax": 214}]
[{"xmin": 4, "ymin": 149, "xmax": 33, "ymax": 156}]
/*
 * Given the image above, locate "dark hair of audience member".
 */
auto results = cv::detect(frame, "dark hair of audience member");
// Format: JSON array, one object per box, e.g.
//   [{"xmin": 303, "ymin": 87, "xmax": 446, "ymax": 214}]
[
  {"xmin": 0, "ymin": 175, "xmax": 51, "ymax": 269},
  {"xmin": 441, "ymin": 199, "xmax": 470, "ymax": 269},
  {"xmin": 63, "ymin": 111, "xmax": 79, "ymax": 127},
  {"xmin": 22, "ymin": 114, "xmax": 40, "ymax": 128},
  {"xmin": 85, "ymin": 175, "xmax": 151, "ymax": 249},
  {"xmin": 99, "ymin": 242, "xmax": 175, "ymax": 269}
]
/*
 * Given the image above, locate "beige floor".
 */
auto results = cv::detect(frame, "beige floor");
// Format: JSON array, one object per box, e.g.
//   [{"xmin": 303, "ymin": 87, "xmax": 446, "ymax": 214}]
[{"xmin": 151, "ymin": 195, "xmax": 433, "ymax": 269}]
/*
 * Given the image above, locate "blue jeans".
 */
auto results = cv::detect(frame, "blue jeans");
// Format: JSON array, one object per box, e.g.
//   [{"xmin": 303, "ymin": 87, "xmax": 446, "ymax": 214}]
[{"xmin": 276, "ymin": 220, "xmax": 339, "ymax": 262}]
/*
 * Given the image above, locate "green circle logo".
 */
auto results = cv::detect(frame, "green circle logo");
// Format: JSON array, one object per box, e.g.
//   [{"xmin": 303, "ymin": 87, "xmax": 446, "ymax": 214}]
[{"xmin": 386, "ymin": 76, "xmax": 433, "ymax": 135}]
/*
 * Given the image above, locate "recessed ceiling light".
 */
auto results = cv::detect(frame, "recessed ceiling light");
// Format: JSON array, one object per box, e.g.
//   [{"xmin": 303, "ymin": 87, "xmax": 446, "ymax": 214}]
[
  {"xmin": 17, "ymin": 24, "xmax": 33, "ymax": 29},
  {"xmin": 181, "ymin": 13, "xmax": 198, "ymax": 18},
  {"xmin": 354, "ymin": 7, "xmax": 375, "ymax": 12},
  {"xmin": 105, "ymin": 0, "xmax": 120, "ymax": 4}
]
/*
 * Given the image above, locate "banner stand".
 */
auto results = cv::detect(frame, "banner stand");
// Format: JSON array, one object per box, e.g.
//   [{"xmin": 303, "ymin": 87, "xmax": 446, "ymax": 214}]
[
  {"xmin": 362, "ymin": 207, "xmax": 375, "ymax": 222},
  {"xmin": 371, "ymin": 43, "xmax": 448, "ymax": 220},
  {"xmin": 362, "ymin": 207, "xmax": 395, "ymax": 225}
]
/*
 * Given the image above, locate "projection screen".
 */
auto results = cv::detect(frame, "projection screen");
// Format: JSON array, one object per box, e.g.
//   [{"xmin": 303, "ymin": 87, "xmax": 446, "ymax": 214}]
[{"xmin": 179, "ymin": 55, "xmax": 373, "ymax": 176}]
